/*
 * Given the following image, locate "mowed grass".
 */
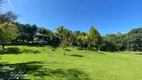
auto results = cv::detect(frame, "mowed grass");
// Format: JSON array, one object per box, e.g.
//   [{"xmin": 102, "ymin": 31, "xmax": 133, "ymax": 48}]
[{"xmin": 0, "ymin": 46, "xmax": 142, "ymax": 80}]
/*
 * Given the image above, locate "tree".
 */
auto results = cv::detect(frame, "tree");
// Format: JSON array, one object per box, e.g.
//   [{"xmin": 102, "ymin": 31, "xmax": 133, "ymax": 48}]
[
  {"xmin": 76, "ymin": 35, "xmax": 82, "ymax": 48},
  {"xmin": 67, "ymin": 31, "xmax": 75, "ymax": 46},
  {"xmin": 31, "ymin": 24, "xmax": 37, "ymax": 43},
  {"xmin": 17, "ymin": 24, "xmax": 27, "ymax": 43},
  {"xmin": 0, "ymin": 12, "xmax": 18, "ymax": 48},
  {"xmin": 126, "ymin": 28, "xmax": 142, "ymax": 51},
  {"xmin": 56, "ymin": 26, "xmax": 73, "ymax": 44},
  {"xmin": 60, "ymin": 41, "xmax": 70, "ymax": 55},
  {"xmin": 56, "ymin": 26, "xmax": 65, "ymax": 42},
  {"xmin": 24, "ymin": 24, "xmax": 32, "ymax": 43},
  {"xmin": 88, "ymin": 26, "xmax": 102, "ymax": 50},
  {"xmin": 100, "ymin": 37, "xmax": 118, "ymax": 52},
  {"xmin": 13, "ymin": 23, "xmax": 38, "ymax": 44},
  {"xmin": 115, "ymin": 33, "xmax": 126, "ymax": 51},
  {"xmin": 0, "ymin": 22, "xmax": 18, "ymax": 49},
  {"xmin": 73, "ymin": 31, "xmax": 84, "ymax": 47},
  {"xmin": 81, "ymin": 35, "xmax": 88, "ymax": 49},
  {"xmin": 0, "ymin": 12, "xmax": 17, "ymax": 25}
]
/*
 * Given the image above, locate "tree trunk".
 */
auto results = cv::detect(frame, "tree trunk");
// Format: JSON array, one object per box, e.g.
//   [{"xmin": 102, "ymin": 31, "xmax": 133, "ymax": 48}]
[
  {"xmin": 63, "ymin": 49, "xmax": 65, "ymax": 55},
  {"xmin": 83, "ymin": 42, "xmax": 85, "ymax": 49},
  {"xmin": 23, "ymin": 39, "xmax": 24, "ymax": 43},
  {"xmin": 98, "ymin": 46, "xmax": 101, "ymax": 51},
  {"xmin": 2, "ymin": 43, "xmax": 4, "ymax": 49},
  {"xmin": 23, "ymin": 33, "xmax": 25, "ymax": 44},
  {"xmin": 32, "ymin": 39, "xmax": 33, "ymax": 44},
  {"xmin": 87, "ymin": 43, "xmax": 91, "ymax": 50},
  {"xmin": 71, "ymin": 40, "xmax": 73, "ymax": 46}
]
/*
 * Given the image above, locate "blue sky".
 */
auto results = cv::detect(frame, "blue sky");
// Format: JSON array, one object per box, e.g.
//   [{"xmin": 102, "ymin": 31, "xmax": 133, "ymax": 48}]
[{"xmin": 1, "ymin": 0, "xmax": 142, "ymax": 35}]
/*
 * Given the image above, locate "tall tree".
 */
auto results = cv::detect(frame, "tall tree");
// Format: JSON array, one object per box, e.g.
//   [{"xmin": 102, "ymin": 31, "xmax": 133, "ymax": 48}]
[
  {"xmin": 56, "ymin": 26, "xmax": 65, "ymax": 42},
  {"xmin": 0, "ymin": 11, "xmax": 17, "ymax": 24},
  {"xmin": 88, "ymin": 26, "xmax": 102, "ymax": 50},
  {"xmin": 31, "ymin": 24, "xmax": 37, "ymax": 36},
  {"xmin": 0, "ymin": 12, "xmax": 18, "ymax": 48}
]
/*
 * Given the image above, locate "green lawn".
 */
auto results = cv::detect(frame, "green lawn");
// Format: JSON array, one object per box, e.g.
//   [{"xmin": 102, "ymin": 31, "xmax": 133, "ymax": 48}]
[{"xmin": 0, "ymin": 46, "xmax": 142, "ymax": 80}]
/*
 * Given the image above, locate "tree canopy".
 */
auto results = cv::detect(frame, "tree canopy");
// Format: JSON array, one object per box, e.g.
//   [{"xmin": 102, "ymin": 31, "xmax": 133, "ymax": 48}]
[{"xmin": 0, "ymin": 22, "xmax": 18, "ymax": 49}]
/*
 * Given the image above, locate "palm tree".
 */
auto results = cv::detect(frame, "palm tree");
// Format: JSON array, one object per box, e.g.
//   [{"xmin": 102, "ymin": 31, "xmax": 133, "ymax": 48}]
[{"xmin": 56, "ymin": 26, "xmax": 65, "ymax": 42}]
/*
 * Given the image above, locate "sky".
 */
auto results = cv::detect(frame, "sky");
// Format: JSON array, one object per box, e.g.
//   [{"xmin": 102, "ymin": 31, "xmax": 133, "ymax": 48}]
[{"xmin": 1, "ymin": 0, "xmax": 142, "ymax": 35}]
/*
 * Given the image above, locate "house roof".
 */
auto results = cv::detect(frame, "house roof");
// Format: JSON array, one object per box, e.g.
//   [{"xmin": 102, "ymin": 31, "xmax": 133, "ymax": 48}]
[{"xmin": 35, "ymin": 33, "xmax": 49, "ymax": 37}]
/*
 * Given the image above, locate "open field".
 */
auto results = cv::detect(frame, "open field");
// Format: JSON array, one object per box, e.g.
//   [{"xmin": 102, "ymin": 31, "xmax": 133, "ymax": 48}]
[{"xmin": 0, "ymin": 46, "xmax": 142, "ymax": 80}]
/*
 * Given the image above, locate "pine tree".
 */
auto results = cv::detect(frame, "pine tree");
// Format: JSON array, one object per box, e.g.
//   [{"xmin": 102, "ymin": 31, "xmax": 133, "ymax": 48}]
[{"xmin": 88, "ymin": 26, "xmax": 102, "ymax": 50}]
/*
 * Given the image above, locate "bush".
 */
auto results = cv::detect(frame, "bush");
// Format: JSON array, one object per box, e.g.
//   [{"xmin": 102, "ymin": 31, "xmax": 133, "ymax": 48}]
[
  {"xmin": 60, "ymin": 42, "xmax": 70, "ymax": 49},
  {"xmin": 90, "ymin": 47, "xmax": 97, "ymax": 51},
  {"xmin": 60, "ymin": 42, "xmax": 70, "ymax": 55}
]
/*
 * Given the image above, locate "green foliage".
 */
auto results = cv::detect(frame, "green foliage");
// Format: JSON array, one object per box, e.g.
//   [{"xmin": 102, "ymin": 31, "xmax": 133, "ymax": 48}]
[
  {"xmin": 0, "ymin": 12, "xmax": 18, "ymax": 49},
  {"xmin": 88, "ymin": 26, "xmax": 102, "ymax": 50},
  {"xmin": 60, "ymin": 41, "xmax": 70, "ymax": 55},
  {"xmin": 60, "ymin": 41, "xmax": 70, "ymax": 49},
  {"xmin": 100, "ymin": 40, "xmax": 118, "ymax": 52},
  {"xmin": 56, "ymin": 26, "xmax": 73, "ymax": 43},
  {"xmin": 90, "ymin": 47, "xmax": 97, "ymax": 51},
  {"xmin": 0, "ymin": 11, "xmax": 17, "ymax": 23},
  {"xmin": 0, "ymin": 22, "xmax": 18, "ymax": 43},
  {"xmin": 14, "ymin": 22, "xmax": 39, "ymax": 43},
  {"xmin": 56, "ymin": 26, "xmax": 65, "ymax": 42},
  {"xmin": 102, "ymin": 28, "xmax": 142, "ymax": 51},
  {"xmin": 126, "ymin": 28, "xmax": 142, "ymax": 51}
]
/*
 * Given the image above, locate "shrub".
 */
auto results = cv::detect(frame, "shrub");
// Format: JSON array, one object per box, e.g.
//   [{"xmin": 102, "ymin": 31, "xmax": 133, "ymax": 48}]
[
  {"xmin": 90, "ymin": 47, "xmax": 97, "ymax": 51},
  {"xmin": 60, "ymin": 42, "xmax": 70, "ymax": 55},
  {"xmin": 60, "ymin": 42, "xmax": 70, "ymax": 49}
]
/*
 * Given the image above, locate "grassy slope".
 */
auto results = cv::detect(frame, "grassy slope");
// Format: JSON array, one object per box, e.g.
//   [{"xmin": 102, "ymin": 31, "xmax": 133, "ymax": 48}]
[{"xmin": 0, "ymin": 46, "xmax": 142, "ymax": 80}]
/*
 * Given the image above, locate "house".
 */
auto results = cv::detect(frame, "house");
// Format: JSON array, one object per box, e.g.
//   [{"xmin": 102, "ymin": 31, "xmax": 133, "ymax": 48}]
[{"xmin": 33, "ymin": 33, "xmax": 50, "ymax": 43}]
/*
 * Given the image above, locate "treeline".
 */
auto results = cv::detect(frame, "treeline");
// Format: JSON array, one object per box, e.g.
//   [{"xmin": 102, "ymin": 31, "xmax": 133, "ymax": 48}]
[
  {"xmin": 101, "ymin": 29, "xmax": 142, "ymax": 51},
  {"xmin": 0, "ymin": 12, "xmax": 142, "ymax": 51}
]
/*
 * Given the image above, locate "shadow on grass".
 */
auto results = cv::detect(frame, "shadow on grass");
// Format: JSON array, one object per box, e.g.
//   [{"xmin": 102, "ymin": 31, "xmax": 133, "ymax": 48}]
[
  {"xmin": 0, "ymin": 61, "xmax": 43, "ymax": 79},
  {"xmin": 34, "ymin": 68, "xmax": 90, "ymax": 80},
  {"xmin": 0, "ymin": 47, "xmax": 41, "ymax": 54},
  {"xmin": 22, "ymin": 49, "xmax": 40, "ymax": 54},
  {"xmin": 0, "ymin": 47, "xmax": 21, "ymax": 54},
  {"xmin": 97, "ymin": 51, "xmax": 105, "ymax": 54},
  {"xmin": 70, "ymin": 54, "xmax": 84, "ymax": 57},
  {"xmin": 65, "ymin": 48, "xmax": 71, "ymax": 51},
  {"xmin": 45, "ymin": 45, "xmax": 59, "ymax": 51},
  {"xmin": 0, "ymin": 61, "xmax": 90, "ymax": 80},
  {"xmin": 133, "ymin": 52, "xmax": 142, "ymax": 55},
  {"xmin": 49, "ymin": 45, "xmax": 59, "ymax": 51}
]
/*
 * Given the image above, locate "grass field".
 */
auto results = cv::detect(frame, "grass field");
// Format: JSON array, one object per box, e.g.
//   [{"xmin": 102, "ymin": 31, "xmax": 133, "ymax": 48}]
[{"xmin": 0, "ymin": 46, "xmax": 142, "ymax": 80}]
